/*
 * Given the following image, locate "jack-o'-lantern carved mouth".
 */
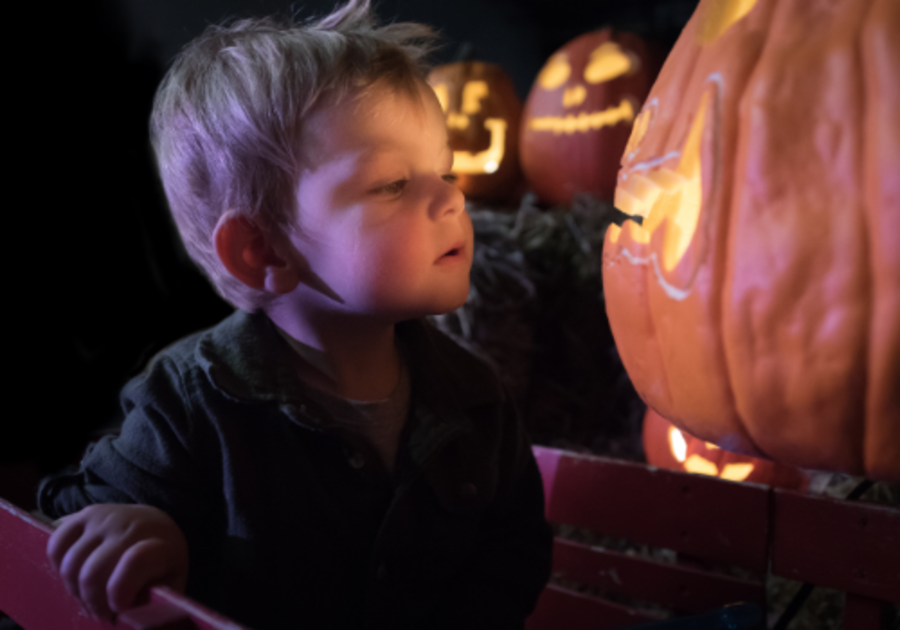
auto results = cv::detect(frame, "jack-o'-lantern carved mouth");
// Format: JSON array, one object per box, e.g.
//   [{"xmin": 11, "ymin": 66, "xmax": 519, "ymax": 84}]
[
  {"xmin": 432, "ymin": 81, "xmax": 507, "ymax": 175},
  {"xmin": 668, "ymin": 426, "xmax": 754, "ymax": 482},
  {"xmin": 528, "ymin": 99, "xmax": 636, "ymax": 135}
]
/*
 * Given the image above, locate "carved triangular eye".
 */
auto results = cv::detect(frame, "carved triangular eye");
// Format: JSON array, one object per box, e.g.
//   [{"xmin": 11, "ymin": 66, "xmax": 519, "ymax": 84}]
[
  {"xmin": 537, "ymin": 53, "xmax": 570, "ymax": 90},
  {"xmin": 698, "ymin": 0, "xmax": 759, "ymax": 45},
  {"xmin": 584, "ymin": 42, "xmax": 637, "ymax": 84}
]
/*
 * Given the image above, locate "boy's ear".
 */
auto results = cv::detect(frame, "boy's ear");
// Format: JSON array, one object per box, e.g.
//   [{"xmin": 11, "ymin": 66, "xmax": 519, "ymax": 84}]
[{"xmin": 213, "ymin": 210, "xmax": 300, "ymax": 295}]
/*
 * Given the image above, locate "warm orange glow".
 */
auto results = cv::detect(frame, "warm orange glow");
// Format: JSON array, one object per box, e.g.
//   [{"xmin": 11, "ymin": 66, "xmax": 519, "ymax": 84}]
[
  {"xmin": 698, "ymin": 0, "xmax": 759, "ymax": 45},
  {"xmin": 684, "ymin": 455, "xmax": 718, "ymax": 476},
  {"xmin": 610, "ymin": 91, "xmax": 708, "ymax": 271},
  {"xmin": 623, "ymin": 106, "xmax": 651, "ymax": 159},
  {"xmin": 668, "ymin": 428, "xmax": 756, "ymax": 481},
  {"xmin": 720, "ymin": 463, "xmax": 754, "ymax": 482},
  {"xmin": 528, "ymin": 99, "xmax": 635, "ymax": 135},
  {"xmin": 584, "ymin": 42, "xmax": 636, "ymax": 84},
  {"xmin": 452, "ymin": 119, "xmax": 507, "ymax": 175},
  {"xmin": 432, "ymin": 81, "xmax": 508, "ymax": 176},
  {"xmin": 562, "ymin": 85, "xmax": 587, "ymax": 108},
  {"xmin": 462, "ymin": 81, "xmax": 488, "ymax": 114},
  {"xmin": 538, "ymin": 53, "xmax": 571, "ymax": 90},
  {"xmin": 668, "ymin": 427, "xmax": 688, "ymax": 463}
]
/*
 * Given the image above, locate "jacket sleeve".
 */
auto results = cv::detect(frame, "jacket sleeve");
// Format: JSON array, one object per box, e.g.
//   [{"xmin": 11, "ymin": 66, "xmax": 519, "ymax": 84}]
[
  {"xmin": 37, "ymin": 354, "xmax": 217, "ymax": 543},
  {"xmin": 430, "ymin": 397, "xmax": 553, "ymax": 630}
]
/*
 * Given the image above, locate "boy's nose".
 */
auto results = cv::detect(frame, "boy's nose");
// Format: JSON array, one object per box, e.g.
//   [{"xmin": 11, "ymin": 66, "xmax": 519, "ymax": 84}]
[{"xmin": 430, "ymin": 177, "xmax": 465, "ymax": 219}]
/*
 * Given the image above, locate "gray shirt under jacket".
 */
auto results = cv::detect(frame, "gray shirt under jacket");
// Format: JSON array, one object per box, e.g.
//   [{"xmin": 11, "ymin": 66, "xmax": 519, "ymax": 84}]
[{"xmin": 38, "ymin": 309, "xmax": 552, "ymax": 630}]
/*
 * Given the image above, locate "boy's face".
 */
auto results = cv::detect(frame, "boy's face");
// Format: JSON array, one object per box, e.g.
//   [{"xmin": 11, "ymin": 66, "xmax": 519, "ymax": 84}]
[{"xmin": 286, "ymin": 82, "xmax": 473, "ymax": 322}]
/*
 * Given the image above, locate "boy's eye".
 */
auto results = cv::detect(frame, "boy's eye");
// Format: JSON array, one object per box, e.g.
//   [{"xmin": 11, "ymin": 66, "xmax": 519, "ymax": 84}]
[
  {"xmin": 375, "ymin": 180, "xmax": 407, "ymax": 195},
  {"xmin": 443, "ymin": 173, "xmax": 459, "ymax": 185}
]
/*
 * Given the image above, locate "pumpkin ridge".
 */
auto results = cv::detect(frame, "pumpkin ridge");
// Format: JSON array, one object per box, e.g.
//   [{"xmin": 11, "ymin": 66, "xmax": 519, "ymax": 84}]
[
  {"xmin": 860, "ymin": 0, "xmax": 900, "ymax": 480},
  {"xmin": 724, "ymin": 0, "xmax": 874, "ymax": 474}
]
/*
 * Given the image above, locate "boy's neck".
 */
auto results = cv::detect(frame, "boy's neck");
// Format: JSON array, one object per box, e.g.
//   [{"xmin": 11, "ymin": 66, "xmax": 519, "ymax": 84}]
[{"xmin": 265, "ymin": 306, "xmax": 402, "ymax": 402}]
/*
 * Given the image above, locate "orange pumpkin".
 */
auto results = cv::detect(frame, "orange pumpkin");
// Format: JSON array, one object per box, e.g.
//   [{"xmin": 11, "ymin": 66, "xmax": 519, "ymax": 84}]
[
  {"xmin": 643, "ymin": 407, "xmax": 810, "ymax": 490},
  {"xmin": 427, "ymin": 61, "xmax": 523, "ymax": 202},
  {"xmin": 519, "ymin": 28, "xmax": 657, "ymax": 206},
  {"xmin": 602, "ymin": 0, "xmax": 900, "ymax": 480}
]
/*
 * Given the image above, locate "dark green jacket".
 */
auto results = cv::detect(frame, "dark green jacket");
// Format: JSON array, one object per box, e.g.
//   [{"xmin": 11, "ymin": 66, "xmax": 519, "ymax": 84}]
[{"xmin": 39, "ymin": 309, "xmax": 552, "ymax": 629}]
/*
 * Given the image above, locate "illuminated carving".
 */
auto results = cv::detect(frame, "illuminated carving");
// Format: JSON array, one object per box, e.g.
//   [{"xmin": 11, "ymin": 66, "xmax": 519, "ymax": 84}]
[
  {"xmin": 562, "ymin": 85, "xmax": 587, "ymax": 108},
  {"xmin": 669, "ymin": 426, "xmax": 754, "ymax": 482},
  {"xmin": 528, "ymin": 99, "xmax": 635, "ymax": 134},
  {"xmin": 584, "ymin": 42, "xmax": 637, "ymax": 84},
  {"xmin": 520, "ymin": 28, "xmax": 654, "ymax": 204},
  {"xmin": 452, "ymin": 119, "xmax": 506, "ymax": 175},
  {"xmin": 609, "ymin": 91, "xmax": 709, "ymax": 272},
  {"xmin": 537, "ymin": 53, "xmax": 571, "ymax": 90},
  {"xmin": 431, "ymin": 80, "xmax": 507, "ymax": 176},
  {"xmin": 698, "ymin": 0, "xmax": 759, "ymax": 45}
]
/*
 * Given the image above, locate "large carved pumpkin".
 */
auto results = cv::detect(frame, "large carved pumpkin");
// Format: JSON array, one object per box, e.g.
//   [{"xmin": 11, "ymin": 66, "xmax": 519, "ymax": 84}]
[
  {"xmin": 643, "ymin": 407, "xmax": 810, "ymax": 490},
  {"xmin": 520, "ymin": 29, "xmax": 657, "ymax": 206},
  {"xmin": 427, "ymin": 61, "xmax": 523, "ymax": 202},
  {"xmin": 602, "ymin": 0, "xmax": 900, "ymax": 480}
]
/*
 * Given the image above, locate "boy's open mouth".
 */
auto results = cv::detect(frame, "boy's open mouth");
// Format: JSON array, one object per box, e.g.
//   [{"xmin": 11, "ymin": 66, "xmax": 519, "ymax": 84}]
[{"xmin": 437, "ymin": 243, "xmax": 465, "ymax": 262}]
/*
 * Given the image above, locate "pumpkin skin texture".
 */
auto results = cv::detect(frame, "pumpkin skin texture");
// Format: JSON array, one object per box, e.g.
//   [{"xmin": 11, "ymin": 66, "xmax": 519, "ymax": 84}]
[
  {"xmin": 520, "ymin": 29, "xmax": 656, "ymax": 206},
  {"xmin": 427, "ymin": 61, "xmax": 523, "ymax": 202},
  {"xmin": 643, "ymin": 407, "xmax": 810, "ymax": 491},
  {"xmin": 602, "ymin": 0, "xmax": 900, "ymax": 480}
]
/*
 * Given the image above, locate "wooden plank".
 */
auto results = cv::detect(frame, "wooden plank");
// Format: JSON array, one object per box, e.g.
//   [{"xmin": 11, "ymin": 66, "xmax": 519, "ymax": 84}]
[
  {"xmin": 551, "ymin": 538, "xmax": 766, "ymax": 614},
  {"xmin": 771, "ymin": 489, "xmax": 900, "ymax": 603},
  {"xmin": 543, "ymin": 448, "xmax": 771, "ymax": 571},
  {"xmin": 843, "ymin": 593, "xmax": 894, "ymax": 630},
  {"xmin": 524, "ymin": 583, "xmax": 658, "ymax": 630},
  {"xmin": 0, "ymin": 498, "xmax": 110, "ymax": 630},
  {"xmin": 0, "ymin": 498, "xmax": 248, "ymax": 630}
]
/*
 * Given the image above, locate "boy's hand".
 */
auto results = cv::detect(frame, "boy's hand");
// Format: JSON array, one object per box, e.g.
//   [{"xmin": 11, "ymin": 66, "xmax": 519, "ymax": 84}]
[{"xmin": 47, "ymin": 504, "xmax": 189, "ymax": 623}]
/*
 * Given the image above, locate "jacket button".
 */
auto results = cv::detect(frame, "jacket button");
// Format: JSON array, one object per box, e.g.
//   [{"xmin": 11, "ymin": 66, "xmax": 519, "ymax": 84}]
[
  {"xmin": 348, "ymin": 452, "xmax": 365, "ymax": 469},
  {"xmin": 460, "ymin": 483, "xmax": 478, "ymax": 498},
  {"xmin": 377, "ymin": 563, "xmax": 388, "ymax": 580}
]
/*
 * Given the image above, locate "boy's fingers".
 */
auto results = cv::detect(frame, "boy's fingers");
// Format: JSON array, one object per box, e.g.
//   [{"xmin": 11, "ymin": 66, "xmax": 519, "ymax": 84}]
[
  {"xmin": 46, "ymin": 517, "xmax": 85, "ymax": 572},
  {"xmin": 107, "ymin": 539, "xmax": 173, "ymax": 613},
  {"xmin": 78, "ymin": 540, "xmax": 126, "ymax": 623},
  {"xmin": 58, "ymin": 534, "xmax": 103, "ymax": 600}
]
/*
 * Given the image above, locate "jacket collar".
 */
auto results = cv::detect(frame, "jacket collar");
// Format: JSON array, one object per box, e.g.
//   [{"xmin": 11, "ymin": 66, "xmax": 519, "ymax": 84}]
[{"xmin": 194, "ymin": 309, "xmax": 503, "ymax": 418}]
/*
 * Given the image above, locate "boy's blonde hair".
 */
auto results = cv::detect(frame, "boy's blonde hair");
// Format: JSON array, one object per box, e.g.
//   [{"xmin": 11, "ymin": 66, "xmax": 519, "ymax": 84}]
[{"xmin": 150, "ymin": 0, "xmax": 438, "ymax": 312}]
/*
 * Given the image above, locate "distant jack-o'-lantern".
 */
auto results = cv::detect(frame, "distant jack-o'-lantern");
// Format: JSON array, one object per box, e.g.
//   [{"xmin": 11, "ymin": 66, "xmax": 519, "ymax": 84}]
[
  {"xmin": 603, "ymin": 0, "xmax": 900, "ymax": 481},
  {"xmin": 643, "ymin": 407, "xmax": 810, "ymax": 490},
  {"xmin": 427, "ymin": 61, "xmax": 523, "ymax": 202},
  {"xmin": 519, "ymin": 29, "xmax": 657, "ymax": 206}
]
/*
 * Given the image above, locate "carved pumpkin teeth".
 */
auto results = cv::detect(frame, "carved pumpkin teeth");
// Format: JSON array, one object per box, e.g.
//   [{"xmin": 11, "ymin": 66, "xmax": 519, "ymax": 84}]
[{"xmin": 527, "ymin": 99, "xmax": 636, "ymax": 135}]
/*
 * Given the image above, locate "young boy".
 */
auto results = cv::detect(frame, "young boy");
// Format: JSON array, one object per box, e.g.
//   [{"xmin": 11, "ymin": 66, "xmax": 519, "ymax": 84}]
[{"xmin": 38, "ymin": 1, "xmax": 552, "ymax": 628}]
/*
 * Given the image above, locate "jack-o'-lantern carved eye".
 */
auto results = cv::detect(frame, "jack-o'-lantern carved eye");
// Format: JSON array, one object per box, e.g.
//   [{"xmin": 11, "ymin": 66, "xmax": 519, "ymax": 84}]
[
  {"xmin": 698, "ymin": 0, "xmax": 759, "ymax": 45},
  {"xmin": 537, "ymin": 53, "xmax": 570, "ymax": 90},
  {"xmin": 610, "ymin": 91, "xmax": 709, "ymax": 272},
  {"xmin": 584, "ymin": 42, "xmax": 637, "ymax": 84}
]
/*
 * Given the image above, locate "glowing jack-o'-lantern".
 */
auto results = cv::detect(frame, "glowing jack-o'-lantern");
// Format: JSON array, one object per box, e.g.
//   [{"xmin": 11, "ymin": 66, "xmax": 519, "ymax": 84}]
[
  {"xmin": 602, "ymin": 0, "xmax": 900, "ymax": 481},
  {"xmin": 519, "ymin": 29, "xmax": 657, "ymax": 206},
  {"xmin": 643, "ymin": 408, "xmax": 810, "ymax": 490},
  {"xmin": 427, "ymin": 61, "xmax": 523, "ymax": 201}
]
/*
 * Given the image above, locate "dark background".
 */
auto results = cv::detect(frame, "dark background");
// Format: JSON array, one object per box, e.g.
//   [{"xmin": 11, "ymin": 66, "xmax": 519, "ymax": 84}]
[{"xmin": 5, "ymin": 0, "xmax": 698, "ymax": 506}]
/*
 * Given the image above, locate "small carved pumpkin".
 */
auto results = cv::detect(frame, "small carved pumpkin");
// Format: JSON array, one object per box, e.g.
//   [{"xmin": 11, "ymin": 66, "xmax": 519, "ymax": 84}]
[
  {"xmin": 427, "ymin": 61, "xmax": 523, "ymax": 202},
  {"xmin": 519, "ymin": 29, "xmax": 657, "ymax": 205},
  {"xmin": 603, "ymin": 0, "xmax": 900, "ymax": 480},
  {"xmin": 643, "ymin": 407, "xmax": 810, "ymax": 490}
]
